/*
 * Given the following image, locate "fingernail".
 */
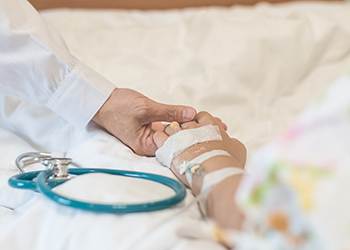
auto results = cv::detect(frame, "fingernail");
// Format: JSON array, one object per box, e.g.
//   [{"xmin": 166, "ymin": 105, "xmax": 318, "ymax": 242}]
[{"xmin": 183, "ymin": 108, "xmax": 195, "ymax": 121}]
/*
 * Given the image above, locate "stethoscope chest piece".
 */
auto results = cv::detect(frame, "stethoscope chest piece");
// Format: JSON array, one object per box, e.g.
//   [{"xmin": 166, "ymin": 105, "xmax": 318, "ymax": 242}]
[{"xmin": 41, "ymin": 158, "xmax": 71, "ymax": 180}]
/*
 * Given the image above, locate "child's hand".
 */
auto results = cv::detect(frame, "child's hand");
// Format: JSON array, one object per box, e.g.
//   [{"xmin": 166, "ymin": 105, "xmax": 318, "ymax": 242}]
[{"xmin": 153, "ymin": 111, "xmax": 246, "ymax": 190}]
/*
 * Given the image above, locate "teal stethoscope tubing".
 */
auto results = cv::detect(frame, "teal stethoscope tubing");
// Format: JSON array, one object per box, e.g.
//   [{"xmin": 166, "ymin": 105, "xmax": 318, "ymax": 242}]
[{"xmin": 8, "ymin": 168, "xmax": 186, "ymax": 213}]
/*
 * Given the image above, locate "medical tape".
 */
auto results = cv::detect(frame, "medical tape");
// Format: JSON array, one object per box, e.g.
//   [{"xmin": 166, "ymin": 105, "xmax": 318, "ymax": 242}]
[
  {"xmin": 198, "ymin": 167, "xmax": 245, "ymax": 215},
  {"xmin": 155, "ymin": 125, "xmax": 222, "ymax": 168},
  {"xmin": 179, "ymin": 150, "xmax": 232, "ymax": 175}
]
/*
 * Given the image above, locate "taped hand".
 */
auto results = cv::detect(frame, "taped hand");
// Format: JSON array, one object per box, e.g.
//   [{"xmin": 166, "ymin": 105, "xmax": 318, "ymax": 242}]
[{"xmin": 153, "ymin": 111, "xmax": 246, "ymax": 187}]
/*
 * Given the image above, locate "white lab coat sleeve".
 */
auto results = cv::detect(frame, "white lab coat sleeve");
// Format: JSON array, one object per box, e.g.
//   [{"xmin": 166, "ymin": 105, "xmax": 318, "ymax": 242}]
[{"xmin": 0, "ymin": 0, "xmax": 116, "ymax": 129}]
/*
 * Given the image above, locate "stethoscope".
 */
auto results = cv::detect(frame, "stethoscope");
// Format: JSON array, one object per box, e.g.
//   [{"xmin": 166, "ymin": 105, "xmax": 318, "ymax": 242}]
[{"xmin": 8, "ymin": 152, "xmax": 186, "ymax": 213}]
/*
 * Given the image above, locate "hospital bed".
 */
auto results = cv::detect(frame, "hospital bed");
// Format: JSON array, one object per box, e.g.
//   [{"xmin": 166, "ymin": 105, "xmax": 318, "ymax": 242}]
[{"xmin": 1, "ymin": 0, "xmax": 350, "ymax": 249}]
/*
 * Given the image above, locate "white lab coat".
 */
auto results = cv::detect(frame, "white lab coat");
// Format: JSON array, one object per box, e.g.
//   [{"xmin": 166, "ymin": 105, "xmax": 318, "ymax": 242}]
[{"xmin": 0, "ymin": 0, "xmax": 115, "ymax": 129}]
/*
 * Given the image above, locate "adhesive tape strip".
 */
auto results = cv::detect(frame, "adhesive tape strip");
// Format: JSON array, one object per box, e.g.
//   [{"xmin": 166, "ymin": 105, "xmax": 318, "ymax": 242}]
[
  {"xmin": 199, "ymin": 167, "xmax": 244, "ymax": 215},
  {"xmin": 156, "ymin": 125, "xmax": 222, "ymax": 168},
  {"xmin": 179, "ymin": 150, "xmax": 232, "ymax": 175}
]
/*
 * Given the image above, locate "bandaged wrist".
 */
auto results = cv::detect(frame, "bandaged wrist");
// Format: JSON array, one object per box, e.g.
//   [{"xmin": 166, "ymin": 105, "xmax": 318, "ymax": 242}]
[
  {"xmin": 198, "ymin": 167, "xmax": 244, "ymax": 215},
  {"xmin": 180, "ymin": 149, "xmax": 232, "ymax": 175},
  {"xmin": 155, "ymin": 125, "xmax": 222, "ymax": 168},
  {"xmin": 179, "ymin": 149, "xmax": 232, "ymax": 187}
]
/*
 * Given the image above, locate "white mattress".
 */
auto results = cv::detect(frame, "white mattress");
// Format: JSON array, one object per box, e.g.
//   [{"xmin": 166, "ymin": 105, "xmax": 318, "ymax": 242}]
[{"xmin": 1, "ymin": 2, "xmax": 350, "ymax": 249}]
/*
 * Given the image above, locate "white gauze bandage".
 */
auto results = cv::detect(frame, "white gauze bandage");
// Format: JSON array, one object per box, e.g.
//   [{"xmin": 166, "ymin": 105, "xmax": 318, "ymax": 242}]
[
  {"xmin": 155, "ymin": 125, "xmax": 222, "ymax": 168},
  {"xmin": 198, "ymin": 167, "xmax": 245, "ymax": 215}
]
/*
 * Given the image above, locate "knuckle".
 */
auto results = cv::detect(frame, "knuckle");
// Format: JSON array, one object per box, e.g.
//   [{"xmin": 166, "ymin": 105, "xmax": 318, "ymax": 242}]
[
  {"xmin": 181, "ymin": 122, "xmax": 198, "ymax": 129},
  {"xmin": 134, "ymin": 99, "xmax": 151, "ymax": 118},
  {"xmin": 188, "ymin": 124, "xmax": 198, "ymax": 129},
  {"xmin": 188, "ymin": 122, "xmax": 198, "ymax": 128},
  {"xmin": 165, "ymin": 107, "xmax": 181, "ymax": 121},
  {"xmin": 197, "ymin": 111, "xmax": 216, "ymax": 125},
  {"xmin": 198, "ymin": 111, "xmax": 211, "ymax": 117}
]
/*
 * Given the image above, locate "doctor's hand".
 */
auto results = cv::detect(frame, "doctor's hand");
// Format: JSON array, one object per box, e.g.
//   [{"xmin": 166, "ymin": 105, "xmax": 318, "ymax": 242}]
[{"xmin": 92, "ymin": 88, "xmax": 196, "ymax": 156}]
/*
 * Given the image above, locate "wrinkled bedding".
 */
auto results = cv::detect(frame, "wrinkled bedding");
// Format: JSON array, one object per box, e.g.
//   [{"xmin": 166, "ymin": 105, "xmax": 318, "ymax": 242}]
[{"xmin": 1, "ymin": 2, "xmax": 350, "ymax": 249}]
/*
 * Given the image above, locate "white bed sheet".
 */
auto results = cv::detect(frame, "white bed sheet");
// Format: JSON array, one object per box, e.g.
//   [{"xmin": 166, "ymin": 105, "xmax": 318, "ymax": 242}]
[{"xmin": 1, "ymin": 1, "xmax": 350, "ymax": 249}]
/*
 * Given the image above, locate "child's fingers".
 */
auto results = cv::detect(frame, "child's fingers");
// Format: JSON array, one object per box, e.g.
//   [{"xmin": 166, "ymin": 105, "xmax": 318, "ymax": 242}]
[
  {"xmin": 180, "ymin": 121, "xmax": 199, "ymax": 130},
  {"xmin": 214, "ymin": 117, "xmax": 228, "ymax": 131},
  {"xmin": 195, "ymin": 112, "xmax": 228, "ymax": 131},
  {"xmin": 194, "ymin": 111, "xmax": 213, "ymax": 123},
  {"xmin": 214, "ymin": 117, "xmax": 222, "ymax": 122},
  {"xmin": 220, "ymin": 122, "xmax": 228, "ymax": 131},
  {"xmin": 153, "ymin": 131, "xmax": 169, "ymax": 148},
  {"xmin": 163, "ymin": 121, "xmax": 182, "ymax": 136},
  {"xmin": 151, "ymin": 122, "xmax": 166, "ymax": 131}
]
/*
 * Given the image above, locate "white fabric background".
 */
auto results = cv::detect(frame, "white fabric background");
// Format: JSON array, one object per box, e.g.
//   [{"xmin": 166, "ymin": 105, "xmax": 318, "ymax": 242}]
[{"xmin": 1, "ymin": 2, "xmax": 350, "ymax": 249}]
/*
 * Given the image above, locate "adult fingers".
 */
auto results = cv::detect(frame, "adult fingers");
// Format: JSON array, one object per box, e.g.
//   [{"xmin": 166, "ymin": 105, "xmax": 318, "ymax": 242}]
[
  {"xmin": 151, "ymin": 122, "xmax": 166, "ymax": 131},
  {"xmin": 127, "ymin": 123, "xmax": 159, "ymax": 156},
  {"xmin": 180, "ymin": 121, "xmax": 199, "ymax": 130},
  {"xmin": 141, "ymin": 101, "xmax": 197, "ymax": 124},
  {"xmin": 153, "ymin": 131, "xmax": 169, "ymax": 148},
  {"xmin": 164, "ymin": 122, "xmax": 183, "ymax": 136}
]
